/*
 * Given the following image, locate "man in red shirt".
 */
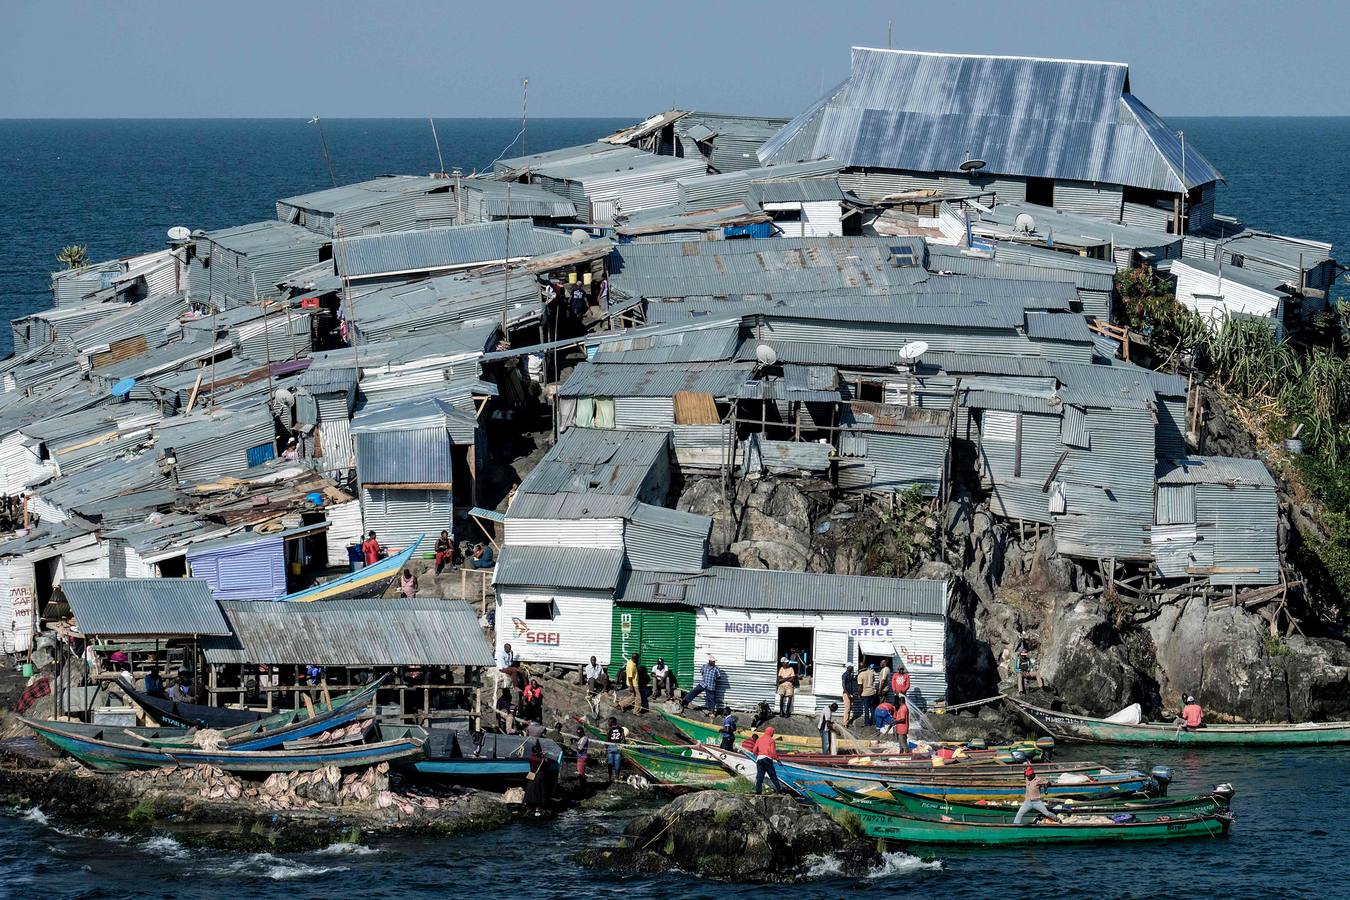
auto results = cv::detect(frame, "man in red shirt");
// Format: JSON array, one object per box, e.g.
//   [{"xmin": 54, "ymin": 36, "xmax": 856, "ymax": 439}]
[
  {"xmin": 752, "ymin": 726, "xmax": 785, "ymax": 794},
  {"xmin": 1179, "ymin": 695, "xmax": 1205, "ymax": 729},
  {"xmin": 361, "ymin": 531, "xmax": 381, "ymax": 566}
]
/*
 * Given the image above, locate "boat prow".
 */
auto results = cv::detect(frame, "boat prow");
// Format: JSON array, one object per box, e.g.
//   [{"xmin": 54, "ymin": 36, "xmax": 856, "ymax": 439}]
[
  {"xmin": 1008, "ymin": 697, "xmax": 1350, "ymax": 746},
  {"xmin": 280, "ymin": 535, "xmax": 424, "ymax": 603}
]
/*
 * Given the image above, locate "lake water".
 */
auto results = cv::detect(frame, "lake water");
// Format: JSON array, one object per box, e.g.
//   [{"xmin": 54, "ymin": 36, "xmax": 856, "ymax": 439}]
[
  {"xmin": 1, "ymin": 117, "xmax": 1349, "ymax": 896},
  {"xmin": 3, "ymin": 746, "xmax": 1347, "ymax": 899}
]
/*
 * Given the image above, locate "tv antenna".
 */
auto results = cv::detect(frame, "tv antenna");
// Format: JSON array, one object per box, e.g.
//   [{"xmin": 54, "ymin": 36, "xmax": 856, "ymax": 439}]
[
  {"xmin": 429, "ymin": 117, "xmax": 445, "ymax": 175},
  {"xmin": 309, "ymin": 116, "xmax": 337, "ymax": 187}
]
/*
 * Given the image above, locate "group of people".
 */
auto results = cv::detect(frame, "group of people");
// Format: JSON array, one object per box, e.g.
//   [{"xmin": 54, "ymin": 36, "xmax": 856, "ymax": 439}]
[
  {"xmin": 840, "ymin": 660, "xmax": 911, "ymax": 737},
  {"xmin": 493, "ymin": 643, "xmax": 548, "ymax": 735},
  {"xmin": 359, "ymin": 530, "xmax": 495, "ymax": 589}
]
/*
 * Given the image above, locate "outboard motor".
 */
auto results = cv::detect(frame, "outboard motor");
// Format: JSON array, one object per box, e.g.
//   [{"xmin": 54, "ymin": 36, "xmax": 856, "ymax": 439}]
[
  {"xmin": 1150, "ymin": 765, "xmax": 1174, "ymax": 797},
  {"xmin": 1211, "ymin": 782, "xmax": 1236, "ymax": 807}
]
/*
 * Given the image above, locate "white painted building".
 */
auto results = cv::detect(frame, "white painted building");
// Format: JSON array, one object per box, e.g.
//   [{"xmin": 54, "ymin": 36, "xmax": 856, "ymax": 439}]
[
  {"xmin": 1170, "ymin": 258, "xmax": 1287, "ymax": 336},
  {"xmin": 622, "ymin": 567, "xmax": 949, "ymax": 712}
]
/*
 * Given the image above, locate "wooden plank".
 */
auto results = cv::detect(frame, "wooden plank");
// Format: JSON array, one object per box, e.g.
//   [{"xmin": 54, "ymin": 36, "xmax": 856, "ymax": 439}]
[{"xmin": 673, "ymin": 391, "xmax": 719, "ymax": 425}]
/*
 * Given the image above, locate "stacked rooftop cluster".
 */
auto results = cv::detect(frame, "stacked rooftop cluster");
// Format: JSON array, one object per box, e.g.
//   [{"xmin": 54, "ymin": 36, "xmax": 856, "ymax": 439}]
[{"xmin": 0, "ymin": 49, "xmax": 1333, "ymax": 711}]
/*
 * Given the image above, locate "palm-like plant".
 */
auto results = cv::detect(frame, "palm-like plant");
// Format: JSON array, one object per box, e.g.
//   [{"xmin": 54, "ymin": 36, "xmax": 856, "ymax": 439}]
[{"xmin": 56, "ymin": 244, "xmax": 89, "ymax": 269}]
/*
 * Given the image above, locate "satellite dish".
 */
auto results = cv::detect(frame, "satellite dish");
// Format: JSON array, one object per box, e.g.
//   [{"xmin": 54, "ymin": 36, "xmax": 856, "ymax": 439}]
[
  {"xmin": 274, "ymin": 387, "xmax": 295, "ymax": 407},
  {"xmin": 755, "ymin": 344, "xmax": 778, "ymax": 366},
  {"xmin": 959, "ymin": 158, "xmax": 987, "ymax": 173},
  {"xmin": 111, "ymin": 377, "xmax": 137, "ymax": 398},
  {"xmin": 1015, "ymin": 213, "xmax": 1036, "ymax": 234},
  {"xmin": 570, "ymin": 229, "xmax": 589, "ymax": 244},
  {"xmin": 167, "ymin": 226, "xmax": 192, "ymax": 242},
  {"xmin": 897, "ymin": 340, "xmax": 929, "ymax": 363}
]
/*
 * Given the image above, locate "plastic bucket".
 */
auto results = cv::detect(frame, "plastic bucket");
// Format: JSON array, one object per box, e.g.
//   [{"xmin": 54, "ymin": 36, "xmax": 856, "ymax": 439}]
[{"xmin": 21, "ymin": 663, "xmax": 34, "ymax": 677}]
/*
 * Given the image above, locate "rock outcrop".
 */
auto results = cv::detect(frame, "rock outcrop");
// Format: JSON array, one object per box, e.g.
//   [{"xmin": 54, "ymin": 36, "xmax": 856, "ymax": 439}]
[{"xmin": 579, "ymin": 791, "xmax": 879, "ymax": 882}]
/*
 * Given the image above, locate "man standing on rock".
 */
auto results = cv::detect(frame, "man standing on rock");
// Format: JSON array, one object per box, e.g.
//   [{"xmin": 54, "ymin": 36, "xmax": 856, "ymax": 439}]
[
  {"xmin": 858, "ymin": 663, "xmax": 879, "ymax": 726},
  {"xmin": 681, "ymin": 656, "xmax": 721, "ymax": 714},
  {"xmin": 1013, "ymin": 766, "xmax": 1061, "ymax": 825},
  {"xmin": 752, "ymin": 727, "xmax": 786, "ymax": 794},
  {"xmin": 841, "ymin": 664, "xmax": 859, "ymax": 726},
  {"xmin": 496, "ymin": 642, "xmax": 515, "ymax": 696}
]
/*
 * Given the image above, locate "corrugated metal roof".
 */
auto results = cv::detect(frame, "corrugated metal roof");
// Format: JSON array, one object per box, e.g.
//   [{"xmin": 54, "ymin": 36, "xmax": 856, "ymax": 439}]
[
  {"xmin": 560, "ymin": 361, "xmax": 754, "ymax": 398},
  {"xmin": 495, "ymin": 545, "xmax": 626, "ymax": 591},
  {"xmin": 506, "ymin": 493, "xmax": 638, "ymax": 520},
  {"xmin": 351, "ymin": 396, "xmax": 477, "ymax": 443},
  {"xmin": 355, "ymin": 428, "xmax": 453, "ymax": 485},
  {"xmin": 1157, "ymin": 456, "xmax": 1275, "ymax": 487},
  {"xmin": 610, "ymin": 235, "xmax": 927, "ymax": 301},
  {"xmin": 516, "ymin": 428, "xmax": 669, "ymax": 497},
  {"xmin": 761, "ymin": 47, "xmax": 1222, "ymax": 193},
  {"xmin": 336, "ymin": 223, "xmax": 579, "ymax": 279},
  {"xmin": 630, "ymin": 502, "xmax": 713, "ymax": 536},
  {"xmin": 203, "ymin": 598, "xmax": 493, "ymax": 666},
  {"xmin": 279, "ymin": 175, "xmax": 449, "ymax": 215},
  {"xmin": 1025, "ymin": 312, "xmax": 1096, "ymax": 343},
  {"xmin": 200, "ymin": 220, "xmax": 330, "ymax": 256},
  {"xmin": 460, "ymin": 179, "xmax": 578, "ymax": 219},
  {"xmin": 977, "ymin": 200, "xmax": 1182, "ymax": 252},
  {"xmin": 58, "ymin": 578, "xmax": 229, "ymax": 636},
  {"xmin": 616, "ymin": 202, "xmax": 769, "ymax": 236},
  {"xmin": 589, "ymin": 320, "xmax": 742, "ymax": 365},
  {"xmin": 621, "ymin": 566, "xmax": 946, "ymax": 616},
  {"xmin": 748, "ymin": 176, "xmax": 847, "ymax": 205}
]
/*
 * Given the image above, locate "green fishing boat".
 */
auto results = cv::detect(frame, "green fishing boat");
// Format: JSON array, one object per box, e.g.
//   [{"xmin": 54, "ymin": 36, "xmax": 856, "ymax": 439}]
[
  {"xmin": 828, "ymin": 784, "xmax": 1233, "ymax": 822},
  {"xmin": 619, "ymin": 745, "xmax": 748, "ymax": 791},
  {"xmin": 810, "ymin": 791, "xmax": 1232, "ymax": 845},
  {"xmin": 1010, "ymin": 698, "xmax": 1350, "ymax": 747},
  {"xmin": 656, "ymin": 709, "xmax": 1051, "ymax": 759}
]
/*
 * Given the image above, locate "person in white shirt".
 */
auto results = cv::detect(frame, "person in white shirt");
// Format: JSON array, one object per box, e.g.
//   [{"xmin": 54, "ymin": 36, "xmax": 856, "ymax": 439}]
[{"xmin": 496, "ymin": 643, "xmax": 515, "ymax": 694}]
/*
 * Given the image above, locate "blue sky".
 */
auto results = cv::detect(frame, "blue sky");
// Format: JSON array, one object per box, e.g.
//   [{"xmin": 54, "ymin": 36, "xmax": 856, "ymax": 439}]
[{"xmin": 3, "ymin": 0, "xmax": 1345, "ymax": 118}]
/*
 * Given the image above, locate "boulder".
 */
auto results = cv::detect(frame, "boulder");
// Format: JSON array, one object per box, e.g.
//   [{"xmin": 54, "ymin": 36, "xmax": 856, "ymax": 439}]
[
  {"xmin": 578, "ymin": 791, "xmax": 879, "ymax": 882},
  {"xmin": 1147, "ymin": 598, "xmax": 1350, "ymax": 721},
  {"xmin": 1035, "ymin": 595, "xmax": 1151, "ymax": 713}
]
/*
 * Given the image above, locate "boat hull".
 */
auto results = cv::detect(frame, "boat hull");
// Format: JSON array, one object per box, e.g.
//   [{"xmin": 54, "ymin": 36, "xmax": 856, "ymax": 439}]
[
  {"xmin": 773, "ymin": 758, "xmax": 1155, "ymax": 802},
  {"xmin": 809, "ymin": 791, "xmax": 1231, "ymax": 845},
  {"xmin": 23, "ymin": 718, "xmax": 422, "ymax": 773},
  {"xmin": 840, "ymin": 785, "xmax": 1231, "ymax": 822},
  {"xmin": 1011, "ymin": 699, "xmax": 1350, "ymax": 746},
  {"xmin": 119, "ymin": 682, "xmax": 265, "ymax": 729},
  {"xmin": 280, "ymin": 537, "xmax": 423, "ymax": 603},
  {"xmin": 621, "ymin": 746, "xmax": 747, "ymax": 791}
]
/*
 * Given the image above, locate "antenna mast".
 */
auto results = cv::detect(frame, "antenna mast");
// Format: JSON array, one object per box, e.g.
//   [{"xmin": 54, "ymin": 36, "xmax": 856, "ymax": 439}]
[
  {"xmin": 503, "ymin": 78, "xmax": 528, "ymax": 336},
  {"xmin": 429, "ymin": 117, "xmax": 446, "ymax": 175},
  {"xmin": 310, "ymin": 116, "xmax": 337, "ymax": 188}
]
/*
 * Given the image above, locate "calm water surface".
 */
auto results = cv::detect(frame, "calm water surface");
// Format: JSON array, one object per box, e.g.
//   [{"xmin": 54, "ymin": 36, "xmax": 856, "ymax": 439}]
[{"xmin": 2, "ymin": 747, "xmax": 1348, "ymax": 899}]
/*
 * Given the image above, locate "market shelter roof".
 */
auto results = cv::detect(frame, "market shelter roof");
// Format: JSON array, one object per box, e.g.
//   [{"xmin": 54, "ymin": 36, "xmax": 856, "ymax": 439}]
[
  {"xmin": 203, "ymin": 598, "xmax": 493, "ymax": 667},
  {"xmin": 58, "ymin": 578, "xmax": 229, "ymax": 637}
]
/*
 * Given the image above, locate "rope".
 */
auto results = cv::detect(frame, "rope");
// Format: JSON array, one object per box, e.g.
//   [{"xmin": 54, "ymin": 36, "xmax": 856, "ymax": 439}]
[{"xmin": 935, "ymin": 693, "xmax": 1008, "ymax": 713}]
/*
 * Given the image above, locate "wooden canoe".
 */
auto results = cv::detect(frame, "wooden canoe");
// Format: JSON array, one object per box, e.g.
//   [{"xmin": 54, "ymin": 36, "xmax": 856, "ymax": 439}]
[
  {"xmin": 656, "ymin": 709, "xmax": 1052, "ymax": 758},
  {"xmin": 118, "ymin": 678, "xmax": 265, "ymax": 729},
  {"xmin": 829, "ymin": 784, "xmax": 1233, "ymax": 823},
  {"xmin": 620, "ymin": 745, "xmax": 748, "ymax": 791},
  {"xmin": 279, "ymin": 536, "xmax": 423, "ymax": 603},
  {"xmin": 1009, "ymin": 697, "xmax": 1350, "ymax": 746},
  {"xmin": 808, "ymin": 790, "xmax": 1231, "ymax": 845},
  {"xmin": 387, "ymin": 724, "xmax": 564, "ymax": 783},
  {"xmin": 22, "ymin": 717, "xmax": 423, "ymax": 774},
  {"xmin": 772, "ymin": 757, "xmax": 1157, "ymax": 802},
  {"xmin": 126, "ymin": 676, "xmax": 386, "ymax": 751}
]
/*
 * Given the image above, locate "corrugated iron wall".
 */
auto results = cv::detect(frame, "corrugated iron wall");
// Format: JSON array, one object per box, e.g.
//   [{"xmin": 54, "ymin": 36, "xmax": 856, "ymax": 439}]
[
  {"xmin": 1054, "ymin": 181, "xmax": 1124, "ymax": 220},
  {"xmin": 360, "ymin": 486, "xmax": 453, "ymax": 548},
  {"xmin": 1197, "ymin": 483, "xmax": 1279, "ymax": 586},
  {"xmin": 495, "ymin": 588, "xmax": 615, "ymax": 667},
  {"xmin": 187, "ymin": 538, "xmax": 286, "ymax": 601}
]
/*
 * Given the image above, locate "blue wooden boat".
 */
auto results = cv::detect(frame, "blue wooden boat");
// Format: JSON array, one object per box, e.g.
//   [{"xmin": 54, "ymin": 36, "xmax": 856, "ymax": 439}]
[
  {"xmin": 772, "ymin": 757, "xmax": 1157, "ymax": 802},
  {"xmin": 280, "ymin": 536, "xmax": 424, "ymax": 603},
  {"xmin": 21, "ymin": 717, "xmax": 424, "ymax": 774},
  {"xmin": 132, "ymin": 677, "xmax": 387, "ymax": 751},
  {"xmin": 118, "ymin": 675, "xmax": 266, "ymax": 729},
  {"xmin": 385, "ymin": 724, "xmax": 563, "ymax": 783}
]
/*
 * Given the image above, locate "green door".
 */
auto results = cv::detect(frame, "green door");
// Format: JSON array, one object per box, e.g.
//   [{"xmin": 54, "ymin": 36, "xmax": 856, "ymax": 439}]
[{"xmin": 611, "ymin": 604, "xmax": 696, "ymax": 689}]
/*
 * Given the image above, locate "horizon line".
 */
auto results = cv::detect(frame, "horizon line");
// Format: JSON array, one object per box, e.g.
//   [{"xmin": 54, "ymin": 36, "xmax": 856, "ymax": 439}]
[{"xmin": 3, "ymin": 114, "xmax": 1348, "ymax": 121}]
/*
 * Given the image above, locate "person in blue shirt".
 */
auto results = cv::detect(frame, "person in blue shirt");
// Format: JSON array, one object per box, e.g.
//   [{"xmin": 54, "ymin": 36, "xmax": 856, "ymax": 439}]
[
  {"xmin": 143, "ymin": 669, "xmax": 165, "ymax": 698},
  {"xmin": 718, "ymin": 707, "xmax": 738, "ymax": 750}
]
